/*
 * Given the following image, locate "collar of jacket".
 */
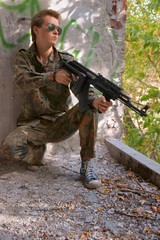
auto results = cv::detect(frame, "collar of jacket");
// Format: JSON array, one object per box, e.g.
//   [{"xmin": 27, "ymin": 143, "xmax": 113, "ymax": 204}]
[{"xmin": 28, "ymin": 42, "xmax": 60, "ymax": 63}]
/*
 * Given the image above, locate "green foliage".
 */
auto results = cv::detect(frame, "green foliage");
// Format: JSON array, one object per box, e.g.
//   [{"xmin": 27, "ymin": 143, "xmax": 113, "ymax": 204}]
[
  {"xmin": 123, "ymin": 0, "xmax": 160, "ymax": 162},
  {"xmin": 123, "ymin": 86, "xmax": 160, "ymax": 162}
]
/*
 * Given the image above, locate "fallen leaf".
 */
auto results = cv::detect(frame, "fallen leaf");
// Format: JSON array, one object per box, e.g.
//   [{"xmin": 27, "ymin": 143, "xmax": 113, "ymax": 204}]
[
  {"xmin": 151, "ymin": 206, "xmax": 158, "ymax": 212},
  {"xmin": 98, "ymin": 188, "xmax": 111, "ymax": 195},
  {"xmin": 116, "ymin": 183, "xmax": 130, "ymax": 189},
  {"xmin": 117, "ymin": 194, "xmax": 125, "ymax": 201},
  {"xmin": 127, "ymin": 171, "xmax": 135, "ymax": 178},
  {"xmin": 96, "ymin": 207, "xmax": 103, "ymax": 212},
  {"xmin": 156, "ymin": 194, "xmax": 160, "ymax": 202},
  {"xmin": 139, "ymin": 199, "xmax": 146, "ymax": 206},
  {"xmin": 133, "ymin": 208, "xmax": 143, "ymax": 214},
  {"xmin": 80, "ymin": 231, "xmax": 89, "ymax": 240},
  {"xmin": 143, "ymin": 227, "xmax": 153, "ymax": 234},
  {"xmin": 101, "ymin": 178, "xmax": 111, "ymax": 185}
]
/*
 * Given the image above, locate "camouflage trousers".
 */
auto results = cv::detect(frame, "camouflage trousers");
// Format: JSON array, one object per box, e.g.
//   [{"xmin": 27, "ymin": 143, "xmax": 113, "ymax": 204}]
[{"xmin": 0, "ymin": 104, "xmax": 98, "ymax": 165}]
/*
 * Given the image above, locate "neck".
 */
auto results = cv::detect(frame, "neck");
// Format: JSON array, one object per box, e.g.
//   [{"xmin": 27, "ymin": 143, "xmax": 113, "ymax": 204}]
[{"xmin": 36, "ymin": 42, "xmax": 53, "ymax": 64}]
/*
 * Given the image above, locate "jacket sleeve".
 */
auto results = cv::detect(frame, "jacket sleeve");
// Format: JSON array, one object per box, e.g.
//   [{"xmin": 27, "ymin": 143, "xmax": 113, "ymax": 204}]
[{"xmin": 14, "ymin": 50, "xmax": 53, "ymax": 91}]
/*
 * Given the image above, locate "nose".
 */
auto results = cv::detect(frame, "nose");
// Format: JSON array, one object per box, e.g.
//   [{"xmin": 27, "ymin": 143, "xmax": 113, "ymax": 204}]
[
  {"xmin": 53, "ymin": 27, "xmax": 59, "ymax": 34},
  {"xmin": 52, "ymin": 28, "xmax": 59, "ymax": 36}
]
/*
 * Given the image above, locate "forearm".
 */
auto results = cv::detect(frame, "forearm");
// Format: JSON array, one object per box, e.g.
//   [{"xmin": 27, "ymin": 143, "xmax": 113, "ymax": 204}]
[
  {"xmin": 15, "ymin": 67, "xmax": 53, "ymax": 90},
  {"xmin": 14, "ymin": 51, "xmax": 55, "ymax": 91}
]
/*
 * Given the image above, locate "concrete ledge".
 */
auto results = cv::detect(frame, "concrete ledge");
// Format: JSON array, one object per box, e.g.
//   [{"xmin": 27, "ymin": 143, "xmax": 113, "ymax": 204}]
[{"xmin": 105, "ymin": 138, "xmax": 160, "ymax": 187}]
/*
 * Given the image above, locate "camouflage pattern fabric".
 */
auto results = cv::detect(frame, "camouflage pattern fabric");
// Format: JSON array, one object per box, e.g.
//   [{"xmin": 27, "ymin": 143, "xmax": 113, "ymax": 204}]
[{"xmin": 0, "ymin": 43, "xmax": 98, "ymax": 165}]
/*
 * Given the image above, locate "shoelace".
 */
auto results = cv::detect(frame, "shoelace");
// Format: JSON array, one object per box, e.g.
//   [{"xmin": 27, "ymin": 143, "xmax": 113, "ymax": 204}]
[{"xmin": 85, "ymin": 167, "xmax": 98, "ymax": 182}]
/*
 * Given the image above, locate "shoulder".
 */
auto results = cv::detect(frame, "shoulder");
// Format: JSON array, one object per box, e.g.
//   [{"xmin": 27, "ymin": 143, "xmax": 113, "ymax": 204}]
[
  {"xmin": 16, "ymin": 48, "xmax": 29, "ymax": 58},
  {"xmin": 19, "ymin": 48, "xmax": 27, "ymax": 52},
  {"xmin": 15, "ymin": 48, "xmax": 31, "ymax": 65},
  {"xmin": 58, "ymin": 51, "xmax": 74, "ymax": 61},
  {"xmin": 17, "ymin": 43, "xmax": 35, "ymax": 57}
]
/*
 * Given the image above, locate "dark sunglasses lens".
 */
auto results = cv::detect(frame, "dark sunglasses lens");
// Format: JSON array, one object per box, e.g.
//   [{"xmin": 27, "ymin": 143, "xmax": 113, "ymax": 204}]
[
  {"xmin": 47, "ymin": 23, "xmax": 62, "ymax": 35},
  {"xmin": 58, "ymin": 27, "xmax": 62, "ymax": 35},
  {"xmin": 47, "ymin": 23, "xmax": 55, "ymax": 32}
]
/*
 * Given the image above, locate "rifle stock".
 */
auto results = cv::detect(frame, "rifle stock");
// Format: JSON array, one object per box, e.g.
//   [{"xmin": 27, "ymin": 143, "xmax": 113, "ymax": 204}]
[{"xmin": 62, "ymin": 59, "xmax": 148, "ymax": 117}]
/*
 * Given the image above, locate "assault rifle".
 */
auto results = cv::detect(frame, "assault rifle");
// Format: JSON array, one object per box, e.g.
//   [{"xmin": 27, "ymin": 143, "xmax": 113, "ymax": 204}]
[{"xmin": 62, "ymin": 60, "xmax": 148, "ymax": 116}]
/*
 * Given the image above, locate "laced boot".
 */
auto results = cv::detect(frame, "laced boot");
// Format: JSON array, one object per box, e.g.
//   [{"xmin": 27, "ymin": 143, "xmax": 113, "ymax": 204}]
[{"xmin": 80, "ymin": 160, "xmax": 101, "ymax": 189}]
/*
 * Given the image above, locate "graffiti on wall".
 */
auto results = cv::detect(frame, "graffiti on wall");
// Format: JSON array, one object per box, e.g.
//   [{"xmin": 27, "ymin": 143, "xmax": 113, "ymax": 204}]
[
  {"xmin": 0, "ymin": 0, "xmax": 126, "ymax": 69},
  {"xmin": 0, "ymin": 0, "xmax": 41, "ymax": 15},
  {"xmin": 0, "ymin": 0, "xmax": 101, "ymax": 67},
  {"xmin": 0, "ymin": 0, "xmax": 41, "ymax": 48},
  {"xmin": 58, "ymin": 18, "xmax": 100, "ymax": 66}
]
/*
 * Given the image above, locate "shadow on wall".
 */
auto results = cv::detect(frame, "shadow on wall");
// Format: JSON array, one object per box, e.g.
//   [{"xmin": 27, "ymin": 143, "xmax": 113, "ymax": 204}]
[
  {"xmin": 0, "ymin": 0, "xmax": 126, "ymax": 143},
  {"xmin": 0, "ymin": 4, "xmax": 33, "ymax": 143}
]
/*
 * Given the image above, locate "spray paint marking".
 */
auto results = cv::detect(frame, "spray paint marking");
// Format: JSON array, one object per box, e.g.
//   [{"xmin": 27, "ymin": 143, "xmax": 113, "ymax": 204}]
[{"xmin": 0, "ymin": 1, "xmax": 100, "ymax": 64}]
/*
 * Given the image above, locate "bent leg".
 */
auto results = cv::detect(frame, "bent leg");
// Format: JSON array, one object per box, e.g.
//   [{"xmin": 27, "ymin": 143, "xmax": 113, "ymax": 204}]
[
  {"xmin": 47, "ymin": 104, "xmax": 100, "ymax": 189},
  {"xmin": 0, "ymin": 126, "xmax": 46, "ymax": 165},
  {"xmin": 0, "ymin": 104, "xmax": 98, "ymax": 165},
  {"xmin": 46, "ymin": 104, "xmax": 98, "ymax": 160}
]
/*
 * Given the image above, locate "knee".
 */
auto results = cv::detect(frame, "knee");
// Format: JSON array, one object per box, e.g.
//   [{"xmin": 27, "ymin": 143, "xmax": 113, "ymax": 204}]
[
  {"xmin": 0, "ymin": 138, "xmax": 28, "ymax": 162},
  {"xmin": 23, "ymin": 144, "xmax": 46, "ymax": 165}
]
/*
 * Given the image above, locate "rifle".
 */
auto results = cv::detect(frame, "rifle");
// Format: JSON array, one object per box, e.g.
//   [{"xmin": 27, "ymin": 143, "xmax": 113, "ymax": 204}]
[{"xmin": 61, "ymin": 59, "xmax": 149, "ymax": 117}]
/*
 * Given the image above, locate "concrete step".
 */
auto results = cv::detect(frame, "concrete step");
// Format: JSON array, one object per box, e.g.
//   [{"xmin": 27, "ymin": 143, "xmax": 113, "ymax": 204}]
[{"xmin": 106, "ymin": 138, "xmax": 160, "ymax": 187}]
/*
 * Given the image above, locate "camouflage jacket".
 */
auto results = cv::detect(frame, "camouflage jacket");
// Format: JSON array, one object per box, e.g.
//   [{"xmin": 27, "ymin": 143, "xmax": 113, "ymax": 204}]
[{"xmin": 14, "ymin": 43, "xmax": 96, "ymax": 125}]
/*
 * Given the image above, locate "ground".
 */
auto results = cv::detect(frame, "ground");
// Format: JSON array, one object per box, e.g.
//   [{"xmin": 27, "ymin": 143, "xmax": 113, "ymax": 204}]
[{"xmin": 0, "ymin": 139, "xmax": 159, "ymax": 240}]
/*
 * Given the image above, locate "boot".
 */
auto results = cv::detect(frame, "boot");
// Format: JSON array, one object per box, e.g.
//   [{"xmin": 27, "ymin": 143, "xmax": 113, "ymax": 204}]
[{"xmin": 80, "ymin": 160, "xmax": 101, "ymax": 189}]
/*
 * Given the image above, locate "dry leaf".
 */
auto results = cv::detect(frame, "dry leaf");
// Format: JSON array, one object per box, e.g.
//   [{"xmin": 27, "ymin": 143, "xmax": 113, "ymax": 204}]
[
  {"xmin": 143, "ymin": 227, "xmax": 153, "ymax": 234},
  {"xmin": 133, "ymin": 208, "xmax": 143, "ymax": 214},
  {"xmin": 117, "ymin": 194, "xmax": 125, "ymax": 201},
  {"xmin": 139, "ymin": 199, "xmax": 146, "ymax": 205},
  {"xmin": 156, "ymin": 195, "xmax": 160, "ymax": 202},
  {"xmin": 96, "ymin": 207, "xmax": 103, "ymax": 212},
  {"xmin": 80, "ymin": 231, "xmax": 89, "ymax": 240},
  {"xmin": 127, "ymin": 171, "xmax": 135, "ymax": 178},
  {"xmin": 116, "ymin": 183, "xmax": 129, "ymax": 189},
  {"xmin": 99, "ymin": 188, "xmax": 111, "ymax": 195},
  {"xmin": 151, "ymin": 206, "xmax": 158, "ymax": 212},
  {"xmin": 101, "ymin": 178, "xmax": 111, "ymax": 185}
]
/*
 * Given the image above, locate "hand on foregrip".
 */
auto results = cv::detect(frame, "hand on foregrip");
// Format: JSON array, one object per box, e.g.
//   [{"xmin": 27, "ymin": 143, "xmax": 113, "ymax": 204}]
[{"xmin": 92, "ymin": 96, "xmax": 112, "ymax": 113}]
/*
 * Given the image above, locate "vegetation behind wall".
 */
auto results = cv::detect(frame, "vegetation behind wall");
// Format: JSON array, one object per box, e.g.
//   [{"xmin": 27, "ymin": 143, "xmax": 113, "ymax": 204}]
[{"xmin": 123, "ymin": 0, "xmax": 160, "ymax": 162}]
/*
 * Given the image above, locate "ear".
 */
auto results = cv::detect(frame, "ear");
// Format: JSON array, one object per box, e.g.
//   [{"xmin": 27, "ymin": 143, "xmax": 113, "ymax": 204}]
[{"xmin": 33, "ymin": 25, "xmax": 40, "ymax": 37}]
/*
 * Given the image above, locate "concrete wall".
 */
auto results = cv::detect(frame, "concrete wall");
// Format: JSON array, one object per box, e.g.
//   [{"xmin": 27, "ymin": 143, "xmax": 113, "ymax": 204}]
[{"xmin": 0, "ymin": 0, "xmax": 127, "ymax": 144}]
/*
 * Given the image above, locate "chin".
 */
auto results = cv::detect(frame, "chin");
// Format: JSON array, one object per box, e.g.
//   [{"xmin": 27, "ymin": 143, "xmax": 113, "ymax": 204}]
[{"xmin": 51, "ymin": 41, "xmax": 57, "ymax": 46}]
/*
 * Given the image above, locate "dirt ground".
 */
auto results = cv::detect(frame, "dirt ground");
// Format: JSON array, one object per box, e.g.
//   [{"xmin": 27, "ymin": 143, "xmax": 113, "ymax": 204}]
[{"xmin": 0, "ymin": 140, "xmax": 160, "ymax": 240}]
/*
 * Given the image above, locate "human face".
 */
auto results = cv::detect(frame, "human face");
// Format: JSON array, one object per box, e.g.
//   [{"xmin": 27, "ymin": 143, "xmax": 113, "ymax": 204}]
[{"xmin": 34, "ymin": 15, "xmax": 61, "ymax": 47}]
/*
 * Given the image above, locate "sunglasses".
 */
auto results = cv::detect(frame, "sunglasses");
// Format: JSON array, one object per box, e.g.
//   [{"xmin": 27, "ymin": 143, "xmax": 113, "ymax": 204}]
[{"xmin": 47, "ymin": 23, "xmax": 62, "ymax": 35}]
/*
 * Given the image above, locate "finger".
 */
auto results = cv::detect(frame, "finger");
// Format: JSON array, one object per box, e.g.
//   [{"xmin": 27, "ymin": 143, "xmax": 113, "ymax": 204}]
[
  {"xmin": 99, "ymin": 104, "xmax": 110, "ymax": 112},
  {"xmin": 99, "ymin": 102, "xmax": 109, "ymax": 108},
  {"xmin": 102, "ymin": 96, "xmax": 107, "ymax": 102},
  {"xmin": 67, "ymin": 77, "xmax": 71, "ymax": 83},
  {"xmin": 64, "ymin": 78, "xmax": 71, "ymax": 85}
]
